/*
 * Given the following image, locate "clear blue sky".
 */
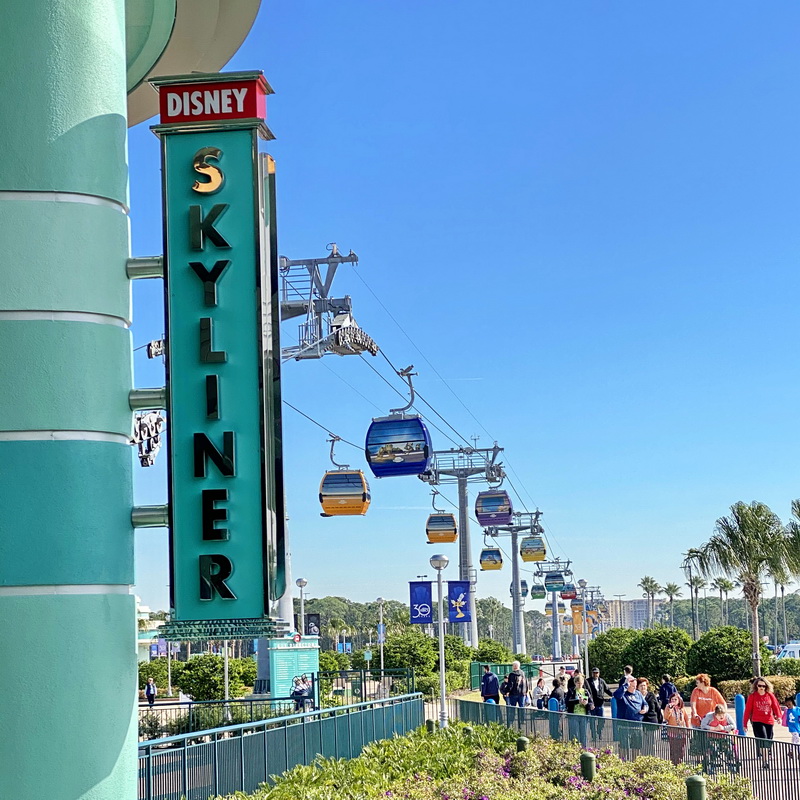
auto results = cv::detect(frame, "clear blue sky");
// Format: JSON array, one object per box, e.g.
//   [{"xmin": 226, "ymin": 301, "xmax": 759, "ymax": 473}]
[{"xmin": 131, "ymin": 1, "xmax": 800, "ymax": 613}]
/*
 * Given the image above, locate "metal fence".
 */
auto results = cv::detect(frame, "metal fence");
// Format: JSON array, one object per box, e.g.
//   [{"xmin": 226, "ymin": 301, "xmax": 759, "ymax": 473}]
[
  {"xmin": 138, "ymin": 697, "xmax": 306, "ymax": 741},
  {"xmin": 318, "ymin": 668, "xmax": 414, "ymax": 705},
  {"xmin": 468, "ymin": 662, "xmax": 541, "ymax": 691},
  {"xmin": 450, "ymin": 699, "xmax": 797, "ymax": 800},
  {"xmin": 138, "ymin": 692, "xmax": 424, "ymax": 800}
]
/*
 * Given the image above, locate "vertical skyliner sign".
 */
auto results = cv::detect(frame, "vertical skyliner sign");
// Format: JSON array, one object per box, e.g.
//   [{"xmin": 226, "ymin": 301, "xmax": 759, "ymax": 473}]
[{"xmin": 151, "ymin": 72, "xmax": 286, "ymax": 639}]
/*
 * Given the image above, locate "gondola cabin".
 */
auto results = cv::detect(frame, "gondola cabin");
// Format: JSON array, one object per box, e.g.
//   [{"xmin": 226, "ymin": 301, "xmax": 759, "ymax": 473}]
[
  {"xmin": 474, "ymin": 490, "xmax": 513, "ymax": 526},
  {"xmin": 519, "ymin": 535, "xmax": 546, "ymax": 562},
  {"xmin": 563, "ymin": 615, "xmax": 572, "ymax": 627},
  {"xmin": 570, "ymin": 599, "xmax": 584, "ymax": 612},
  {"xmin": 530, "ymin": 583, "xmax": 546, "ymax": 600},
  {"xmin": 544, "ymin": 572, "xmax": 566, "ymax": 593},
  {"xmin": 560, "ymin": 583, "xmax": 577, "ymax": 600},
  {"xmin": 319, "ymin": 470, "xmax": 371, "ymax": 516},
  {"xmin": 545, "ymin": 601, "xmax": 565, "ymax": 616},
  {"xmin": 365, "ymin": 415, "xmax": 432, "ymax": 478},
  {"xmin": 479, "ymin": 547, "xmax": 503, "ymax": 571},
  {"xmin": 510, "ymin": 580, "xmax": 529, "ymax": 598},
  {"xmin": 426, "ymin": 513, "xmax": 458, "ymax": 544}
]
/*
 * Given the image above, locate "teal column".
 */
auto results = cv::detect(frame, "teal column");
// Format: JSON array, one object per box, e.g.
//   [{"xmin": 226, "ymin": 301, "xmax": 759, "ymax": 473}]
[{"xmin": 0, "ymin": 3, "xmax": 136, "ymax": 799}]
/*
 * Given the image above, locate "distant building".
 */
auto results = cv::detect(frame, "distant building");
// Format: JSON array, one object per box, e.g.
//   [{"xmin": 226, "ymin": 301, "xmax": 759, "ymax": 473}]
[{"xmin": 607, "ymin": 598, "xmax": 664, "ymax": 630}]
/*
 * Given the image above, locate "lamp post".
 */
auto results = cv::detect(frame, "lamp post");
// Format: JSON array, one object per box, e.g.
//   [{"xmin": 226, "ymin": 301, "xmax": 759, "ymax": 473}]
[
  {"xmin": 430, "ymin": 553, "xmax": 449, "ymax": 728},
  {"xmin": 376, "ymin": 597, "xmax": 385, "ymax": 672},
  {"xmin": 296, "ymin": 577, "xmax": 308, "ymax": 635},
  {"xmin": 578, "ymin": 579, "xmax": 588, "ymax": 677}
]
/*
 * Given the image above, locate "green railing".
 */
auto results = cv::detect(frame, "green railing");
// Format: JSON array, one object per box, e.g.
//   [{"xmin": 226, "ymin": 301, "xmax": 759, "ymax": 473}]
[
  {"xmin": 469, "ymin": 661, "xmax": 541, "ymax": 690},
  {"xmin": 453, "ymin": 699, "xmax": 791, "ymax": 800},
  {"xmin": 138, "ymin": 693, "xmax": 423, "ymax": 800}
]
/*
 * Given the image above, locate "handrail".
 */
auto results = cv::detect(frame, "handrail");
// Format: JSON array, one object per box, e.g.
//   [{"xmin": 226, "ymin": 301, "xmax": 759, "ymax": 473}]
[{"xmin": 138, "ymin": 692, "xmax": 422, "ymax": 749}]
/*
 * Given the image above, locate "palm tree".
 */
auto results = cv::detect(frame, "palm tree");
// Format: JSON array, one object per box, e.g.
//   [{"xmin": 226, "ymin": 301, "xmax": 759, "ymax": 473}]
[
  {"xmin": 663, "ymin": 582, "xmax": 682, "ymax": 628},
  {"xmin": 710, "ymin": 578, "xmax": 725, "ymax": 626},
  {"xmin": 687, "ymin": 576, "xmax": 706, "ymax": 634},
  {"xmin": 690, "ymin": 500, "xmax": 800, "ymax": 677},
  {"xmin": 638, "ymin": 576, "xmax": 661, "ymax": 627},
  {"xmin": 326, "ymin": 616, "xmax": 346, "ymax": 651},
  {"xmin": 716, "ymin": 578, "xmax": 736, "ymax": 625}
]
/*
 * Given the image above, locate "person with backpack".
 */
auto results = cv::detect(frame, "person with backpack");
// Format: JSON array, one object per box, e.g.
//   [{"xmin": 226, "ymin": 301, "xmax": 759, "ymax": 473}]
[
  {"xmin": 502, "ymin": 661, "xmax": 529, "ymax": 707},
  {"xmin": 480, "ymin": 664, "xmax": 500, "ymax": 704}
]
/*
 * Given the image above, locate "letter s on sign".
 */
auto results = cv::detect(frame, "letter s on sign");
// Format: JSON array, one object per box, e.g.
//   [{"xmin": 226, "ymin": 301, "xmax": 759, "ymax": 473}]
[{"xmin": 192, "ymin": 147, "xmax": 225, "ymax": 194}]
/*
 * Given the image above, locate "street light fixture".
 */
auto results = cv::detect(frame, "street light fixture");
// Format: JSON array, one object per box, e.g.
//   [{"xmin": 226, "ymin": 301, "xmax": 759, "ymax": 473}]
[
  {"xmin": 430, "ymin": 554, "xmax": 449, "ymax": 728},
  {"xmin": 296, "ymin": 577, "xmax": 308, "ymax": 635}
]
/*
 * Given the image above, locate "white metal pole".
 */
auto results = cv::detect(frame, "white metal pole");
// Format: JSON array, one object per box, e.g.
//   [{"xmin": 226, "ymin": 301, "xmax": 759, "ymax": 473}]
[
  {"xmin": 436, "ymin": 567, "xmax": 448, "ymax": 728},
  {"xmin": 379, "ymin": 601, "xmax": 384, "ymax": 672},
  {"xmin": 223, "ymin": 639, "xmax": 230, "ymax": 700},
  {"xmin": 299, "ymin": 586, "xmax": 305, "ymax": 635},
  {"xmin": 167, "ymin": 645, "xmax": 172, "ymax": 697}
]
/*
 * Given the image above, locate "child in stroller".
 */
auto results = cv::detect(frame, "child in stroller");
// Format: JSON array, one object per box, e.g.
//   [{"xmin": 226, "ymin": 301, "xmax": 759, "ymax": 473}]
[{"xmin": 700, "ymin": 704, "xmax": 740, "ymax": 775}]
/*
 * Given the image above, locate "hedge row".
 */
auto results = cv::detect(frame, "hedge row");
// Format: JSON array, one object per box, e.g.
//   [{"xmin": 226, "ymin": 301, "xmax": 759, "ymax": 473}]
[{"xmin": 716, "ymin": 676, "xmax": 798, "ymax": 701}]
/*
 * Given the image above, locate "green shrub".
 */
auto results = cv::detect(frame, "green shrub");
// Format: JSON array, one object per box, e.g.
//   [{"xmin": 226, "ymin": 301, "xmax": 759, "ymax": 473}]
[
  {"xmin": 173, "ymin": 654, "xmax": 245, "ymax": 701},
  {"xmin": 221, "ymin": 721, "xmax": 754, "ymax": 800},
  {"xmin": 383, "ymin": 628, "xmax": 436, "ymax": 675},
  {"xmin": 620, "ymin": 627, "xmax": 692, "ymax": 684},
  {"xmin": 588, "ymin": 627, "xmax": 639, "ymax": 680},
  {"xmin": 438, "ymin": 634, "xmax": 474, "ymax": 670},
  {"xmin": 774, "ymin": 657, "xmax": 800, "ymax": 676},
  {"xmin": 474, "ymin": 638, "xmax": 514, "ymax": 664},
  {"xmin": 686, "ymin": 626, "xmax": 767, "ymax": 682},
  {"xmin": 235, "ymin": 657, "xmax": 257, "ymax": 688},
  {"xmin": 138, "ymin": 658, "xmax": 184, "ymax": 692},
  {"xmin": 674, "ymin": 676, "xmax": 694, "ymax": 700},
  {"xmin": 716, "ymin": 675, "xmax": 796, "ymax": 702},
  {"xmin": 318, "ymin": 650, "xmax": 350, "ymax": 672}
]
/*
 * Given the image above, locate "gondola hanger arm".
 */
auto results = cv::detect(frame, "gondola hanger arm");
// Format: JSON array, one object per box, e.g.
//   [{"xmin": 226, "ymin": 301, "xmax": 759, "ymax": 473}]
[
  {"xmin": 389, "ymin": 365, "xmax": 417, "ymax": 415},
  {"xmin": 328, "ymin": 436, "xmax": 350, "ymax": 470}
]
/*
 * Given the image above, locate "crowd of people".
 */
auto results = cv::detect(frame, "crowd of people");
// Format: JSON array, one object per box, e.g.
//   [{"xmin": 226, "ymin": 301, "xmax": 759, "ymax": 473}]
[{"xmin": 479, "ymin": 662, "xmax": 799, "ymax": 770}]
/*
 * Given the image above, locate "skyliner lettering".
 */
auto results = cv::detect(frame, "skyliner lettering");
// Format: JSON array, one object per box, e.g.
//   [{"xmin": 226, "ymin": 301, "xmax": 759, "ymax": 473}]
[{"xmin": 187, "ymin": 148, "xmax": 237, "ymax": 602}]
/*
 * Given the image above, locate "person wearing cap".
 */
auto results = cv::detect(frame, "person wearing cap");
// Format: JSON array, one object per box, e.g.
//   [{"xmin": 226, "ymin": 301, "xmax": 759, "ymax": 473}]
[
  {"xmin": 586, "ymin": 667, "xmax": 610, "ymax": 716},
  {"xmin": 586, "ymin": 667, "xmax": 611, "ymax": 737}
]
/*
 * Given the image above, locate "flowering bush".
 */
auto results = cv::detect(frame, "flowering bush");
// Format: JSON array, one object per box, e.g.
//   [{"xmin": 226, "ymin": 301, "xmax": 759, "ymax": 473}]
[{"xmin": 220, "ymin": 722, "xmax": 753, "ymax": 800}]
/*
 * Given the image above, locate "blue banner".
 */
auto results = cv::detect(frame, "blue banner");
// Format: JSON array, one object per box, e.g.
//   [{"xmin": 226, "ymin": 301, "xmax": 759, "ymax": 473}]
[
  {"xmin": 448, "ymin": 581, "xmax": 471, "ymax": 623},
  {"xmin": 377, "ymin": 623, "xmax": 386, "ymax": 643},
  {"xmin": 409, "ymin": 581, "xmax": 433, "ymax": 624}
]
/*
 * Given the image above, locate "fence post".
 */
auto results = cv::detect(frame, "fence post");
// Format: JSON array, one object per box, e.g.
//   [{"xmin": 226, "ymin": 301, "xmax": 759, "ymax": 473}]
[
  {"xmin": 516, "ymin": 736, "xmax": 529, "ymax": 752},
  {"xmin": 580, "ymin": 752, "xmax": 596, "ymax": 781},
  {"xmin": 686, "ymin": 775, "xmax": 706, "ymax": 800},
  {"xmin": 734, "ymin": 693, "xmax": 746, "ymax": 735}
]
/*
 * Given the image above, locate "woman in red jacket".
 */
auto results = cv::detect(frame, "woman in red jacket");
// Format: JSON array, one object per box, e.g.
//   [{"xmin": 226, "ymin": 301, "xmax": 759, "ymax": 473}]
[{"xmin": 743, "ymin": 677, "xmax": 782, "ymax": 769}]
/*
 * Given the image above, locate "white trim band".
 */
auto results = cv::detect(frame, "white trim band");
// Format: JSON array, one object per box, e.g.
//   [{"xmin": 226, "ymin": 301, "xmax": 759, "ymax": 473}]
[
  {"xmin": 0, "ymin": 584, "xmax": 131, "ymax": 597},
  {"xmin": 0, "ymin": 310, "xmax": 129, "ymax": 328},
  {"xmin": 0, "ymin": 431, "xmax": 131, "ymax": 444},
  {"xmin": 0, "ymin": 190, "xmax": 128, "ymax": 214}
]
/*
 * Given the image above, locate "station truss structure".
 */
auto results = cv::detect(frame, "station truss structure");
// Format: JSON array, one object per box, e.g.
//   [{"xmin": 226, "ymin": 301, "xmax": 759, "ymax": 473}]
[
  {"xmin": 486, "ymin": 510, "xmax": 543, "ymax": 656},
  {"xmin": 532, "ymin": 558, "xmax": 573, "ymax": 661},
  {"xmin": 419, "ymin": 444, "xmax": 506, "ymax": 648},
  {"xmin": 279, "ymin": 243, "xmax": 379, "ymax": 361}
]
